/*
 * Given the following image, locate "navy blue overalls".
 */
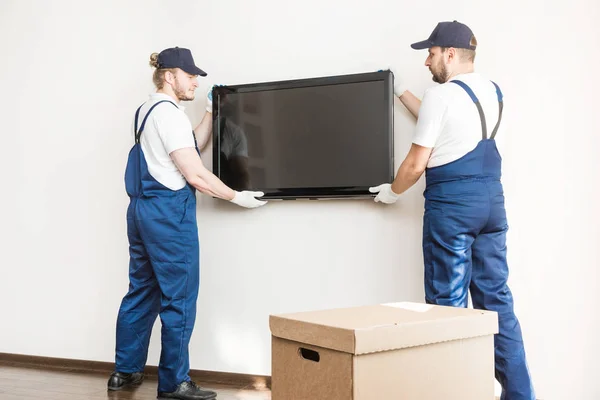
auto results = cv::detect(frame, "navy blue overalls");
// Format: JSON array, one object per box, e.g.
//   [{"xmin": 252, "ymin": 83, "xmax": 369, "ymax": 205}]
[
  {"xmin": 423, "ymin": 81, "xmax": 535, "ymax": 400},
  {"xmin": 115, "ymin": 100, "xmax": 200, "ymax": 393}
]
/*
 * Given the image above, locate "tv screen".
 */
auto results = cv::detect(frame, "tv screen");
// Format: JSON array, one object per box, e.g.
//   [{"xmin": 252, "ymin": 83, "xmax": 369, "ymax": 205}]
[{"xmin": 212, "ymin": 70, "xmax": 394, "ymax": 199}]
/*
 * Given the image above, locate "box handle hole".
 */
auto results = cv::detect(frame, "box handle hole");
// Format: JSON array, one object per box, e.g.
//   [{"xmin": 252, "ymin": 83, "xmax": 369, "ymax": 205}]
[{"xmin": 298, "ymin": 347, "xmax": 320, "ymax": 362}]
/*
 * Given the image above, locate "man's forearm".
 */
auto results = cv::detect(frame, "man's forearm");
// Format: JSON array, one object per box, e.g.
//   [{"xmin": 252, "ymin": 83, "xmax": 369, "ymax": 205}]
[
  {"xmin": 171, "ymin": 147, "xmax": 235, "ymax": 200},
  {"xmin": 194, "ymin": 169, "xmax": 236, "ymax": 200},
  {"xmin": 399, "ymin": 90, "xmax": 422, "ymax": 119},
  {"xmin": 193, "ymin": 112, "xmax": 213, "ymax": 152},
  {"xmin": 390, "ymin": 160, "xmax": 425, "ymax": 196},
  {"xmin": 188, "ymin": 176, "xmax": 220, "ymax": 198}
]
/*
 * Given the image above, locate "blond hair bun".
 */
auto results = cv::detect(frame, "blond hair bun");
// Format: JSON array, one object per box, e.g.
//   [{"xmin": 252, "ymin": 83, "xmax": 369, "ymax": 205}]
[{"xmin": 149, "ymin": 53, "xmax": 160, "ymax": 68}]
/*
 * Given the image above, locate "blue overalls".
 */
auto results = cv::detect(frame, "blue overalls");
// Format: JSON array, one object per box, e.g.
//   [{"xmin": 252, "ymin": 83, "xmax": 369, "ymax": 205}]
[
  {"xmin": 423, "ymin": 81, "xmax": 535, "ymax": 400},
  {"xmin": 115, "ymin": 100, "xmax": 200, "ymax": 393}
]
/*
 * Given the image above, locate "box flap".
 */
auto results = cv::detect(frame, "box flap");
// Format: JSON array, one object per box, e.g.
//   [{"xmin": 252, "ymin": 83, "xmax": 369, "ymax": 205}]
[{"xmin": 269, "ymin": 302, "xmax": 498, "ymax": 355}]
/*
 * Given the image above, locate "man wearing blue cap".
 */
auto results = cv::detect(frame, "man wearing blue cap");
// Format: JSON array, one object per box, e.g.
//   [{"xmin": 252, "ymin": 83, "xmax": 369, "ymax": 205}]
[
  {"xmin": 370, "ymin": 21, "xmax": 536, "ymax": 399},
  {"xmin": 107, "ymin": 47, "xmax": 267, "ymax": 400}
]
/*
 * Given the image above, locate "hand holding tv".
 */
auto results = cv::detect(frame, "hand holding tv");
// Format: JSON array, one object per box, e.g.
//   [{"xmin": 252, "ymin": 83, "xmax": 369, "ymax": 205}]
[
  {"xmin": 206, "ymin": 87, "xmax": 213, "ymax": 113},
  {"xmin": 389, "ymin": 67, "xmax": 407, "ymax": 97},
  {"xmin": 230, "ymin": 191, "xmax": 268, "ymax": 208},
  {"xmin": 369, "ymin": 183, "xmax": 400, "ymax": 204}
]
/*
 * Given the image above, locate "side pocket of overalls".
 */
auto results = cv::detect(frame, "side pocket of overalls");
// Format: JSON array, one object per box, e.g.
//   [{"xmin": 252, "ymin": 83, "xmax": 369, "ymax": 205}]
[
  {"xmin": 180, "ymin": 195, "xmax": 189, "ymax": 224},
  {"xmin": 422, "ymin": 201, "xmax": 434, "ymax": 302}
]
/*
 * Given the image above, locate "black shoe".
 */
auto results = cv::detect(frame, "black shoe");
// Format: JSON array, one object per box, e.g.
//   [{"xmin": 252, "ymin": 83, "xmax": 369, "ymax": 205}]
[
  {"xmin": 157, "ymin": 381, "xmax": 217, "ymax": 400},
  {"xmin": 107, "ymin": 371, "xmax": 145, "ymax": 391}
]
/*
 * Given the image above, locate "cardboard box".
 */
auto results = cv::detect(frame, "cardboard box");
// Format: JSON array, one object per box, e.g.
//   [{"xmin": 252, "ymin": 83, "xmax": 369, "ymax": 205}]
[{"xmin": 270, "ymin": 302, "xmax": 499, "ymax": 400}]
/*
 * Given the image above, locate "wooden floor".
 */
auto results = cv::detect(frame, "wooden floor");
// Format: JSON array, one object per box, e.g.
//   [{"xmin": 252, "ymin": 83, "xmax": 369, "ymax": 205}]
[
  {"xmin": 0, "ymin": 361, "xmax": 271, "ymax": 400},
  {"xmin": 0, "ymin": 360, "xmax": 510, "ymax": 400}
]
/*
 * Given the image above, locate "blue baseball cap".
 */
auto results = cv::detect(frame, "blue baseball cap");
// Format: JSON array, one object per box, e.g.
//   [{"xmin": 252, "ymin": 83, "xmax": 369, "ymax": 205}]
[
  {"xmin": 157, "ymin": 47, "xmax": 207, "ymax": 77},
  {"xmin": 411, "ymin": 21, "xmax": 476, "ymax": 50}
]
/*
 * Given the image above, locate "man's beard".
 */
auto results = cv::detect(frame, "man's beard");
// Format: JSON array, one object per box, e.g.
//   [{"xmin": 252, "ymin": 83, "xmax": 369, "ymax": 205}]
[
  {"xmin": 174, "ymin": 81, "xmax": 195, "ymax": 101},
  {"xmin": 431, "ymin": 62, "xmax": 449, "ymax": 84}
]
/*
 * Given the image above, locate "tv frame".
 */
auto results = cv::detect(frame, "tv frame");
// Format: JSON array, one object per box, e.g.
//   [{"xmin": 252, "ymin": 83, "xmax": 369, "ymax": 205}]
[{"xmin": 211, "ymin": 70, "xmax": 395, "ymax": 200}]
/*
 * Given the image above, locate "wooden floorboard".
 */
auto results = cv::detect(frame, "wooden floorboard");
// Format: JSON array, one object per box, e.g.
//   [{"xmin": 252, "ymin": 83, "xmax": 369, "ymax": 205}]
[
  {"xmin": 0, "ymin": 361, "xmax": 271, "ymax": 400},
  {"xmin": 0, "ymin": 353, "xmax": 270, "ymax": 390}
]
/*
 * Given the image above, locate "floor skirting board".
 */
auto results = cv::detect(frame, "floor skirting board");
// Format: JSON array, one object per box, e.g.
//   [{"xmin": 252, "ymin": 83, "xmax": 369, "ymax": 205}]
[{"xmin": 0, "ymin": 352, "xmax": 271, "ymax": 390}]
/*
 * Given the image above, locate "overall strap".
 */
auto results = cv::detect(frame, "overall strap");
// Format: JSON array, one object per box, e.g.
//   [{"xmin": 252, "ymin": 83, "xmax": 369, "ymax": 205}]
[
  {"xmin": 451, "ymin": 80, "xmax": 487, "ymax": 141},
  {"xmin": 134, "ymin": 104, "xmax": 143, "ymax": 138},
  {"xmin": 134, "ymin": 100, "xmax": 178, "ymax": 144},
  {"xmin": 490, "ymin": 81, "xmax": 504, "ymax": 140}
]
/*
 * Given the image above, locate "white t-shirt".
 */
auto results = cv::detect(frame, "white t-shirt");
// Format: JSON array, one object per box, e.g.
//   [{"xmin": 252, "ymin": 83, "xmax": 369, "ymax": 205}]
[
  {"xmin": 412, "ymin": 72, "xmax": 504, "ymax": 168},
  {"xmin": 133, "ymin": 93, "xmax": 196, "ymax": 190}
]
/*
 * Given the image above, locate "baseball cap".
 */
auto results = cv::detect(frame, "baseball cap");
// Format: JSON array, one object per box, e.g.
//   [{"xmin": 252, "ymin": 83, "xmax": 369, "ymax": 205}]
[
  {"xmin": 411, "ymin": 20, "xmax": 476, "ymax": 50},
  {"xmin": 156, "ymin": 47, "xmax": 207, "ymax": 77}
]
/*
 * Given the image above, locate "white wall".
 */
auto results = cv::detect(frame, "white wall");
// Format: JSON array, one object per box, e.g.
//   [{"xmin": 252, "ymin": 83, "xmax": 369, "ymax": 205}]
[{"xmin": 1, "ymin": 1, "xmax": 598, "ymax": 399}]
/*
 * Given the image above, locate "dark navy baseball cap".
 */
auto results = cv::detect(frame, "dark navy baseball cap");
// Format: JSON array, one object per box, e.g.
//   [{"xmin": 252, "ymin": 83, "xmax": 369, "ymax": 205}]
[
  {"xmin": 411, "ymin": 21, "xmax": 476, "ymax": 50},
  {"xmin": 157, "ymin": 47, "xmax": 207, "ymax": 77}
]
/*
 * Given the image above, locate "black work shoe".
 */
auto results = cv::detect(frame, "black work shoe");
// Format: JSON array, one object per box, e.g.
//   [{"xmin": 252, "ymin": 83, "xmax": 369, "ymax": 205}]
[
  {"xmin": 157, "ymin": 380, "xmax": 217, "ymax": 400},
  {"xmin": 107, "ymin": 371, "xmax": 145, "ymax": 391}
]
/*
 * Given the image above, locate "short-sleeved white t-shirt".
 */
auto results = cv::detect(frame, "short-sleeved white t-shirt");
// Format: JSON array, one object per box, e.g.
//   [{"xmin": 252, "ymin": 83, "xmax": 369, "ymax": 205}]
[
  {"xmin": 133, "ymin": 93, "xmax": 196, "ymax": 190},
  {"xmin": 412, "ymin": 72, "xmax": 504, "ymax": 168}
]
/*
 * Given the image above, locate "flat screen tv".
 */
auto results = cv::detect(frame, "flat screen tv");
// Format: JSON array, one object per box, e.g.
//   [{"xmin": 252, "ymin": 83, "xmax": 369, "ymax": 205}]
[{"xmin": 211, "ymin": 70, "xmax": 394, "ymax": 200}]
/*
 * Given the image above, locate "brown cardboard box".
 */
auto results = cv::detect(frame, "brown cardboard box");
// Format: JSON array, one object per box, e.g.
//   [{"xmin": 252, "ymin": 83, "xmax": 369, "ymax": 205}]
[{"xmin": 270, "ymin": 302, "xmax": 499, "ymax": 400}]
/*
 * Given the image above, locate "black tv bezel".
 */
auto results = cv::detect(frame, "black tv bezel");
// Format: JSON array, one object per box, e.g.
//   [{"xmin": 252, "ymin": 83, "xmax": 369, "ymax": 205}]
[{"xmin": 211, "ymin": 70, "xmax": 395, "ymax": 200}]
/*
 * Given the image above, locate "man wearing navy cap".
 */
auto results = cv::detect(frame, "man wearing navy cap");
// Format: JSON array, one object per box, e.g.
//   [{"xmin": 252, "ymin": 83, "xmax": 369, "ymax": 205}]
[
  {"xmin": 107, "ymin": 47, "xmax": 267, "ymax": 400},
  {"xmin": 370, "ymin": 22, "xmax": 536, "ymax": 399}
]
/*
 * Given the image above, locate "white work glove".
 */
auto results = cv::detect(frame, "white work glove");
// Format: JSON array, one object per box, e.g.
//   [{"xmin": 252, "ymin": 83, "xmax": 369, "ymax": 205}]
[
  {"xmin": 389, "ymin": 67, "xmax": 407, "ymax": 97},
  {"xmin": 205, "ymin": 87, "xmax": 213, "ymax": 113},
  {"xmin": 230, "ymin": 190, "xmax": 267, "ymax": 208},
  {"xmin": 369, "ymin": 183, "xmax": 400, "ymax": 204}
]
